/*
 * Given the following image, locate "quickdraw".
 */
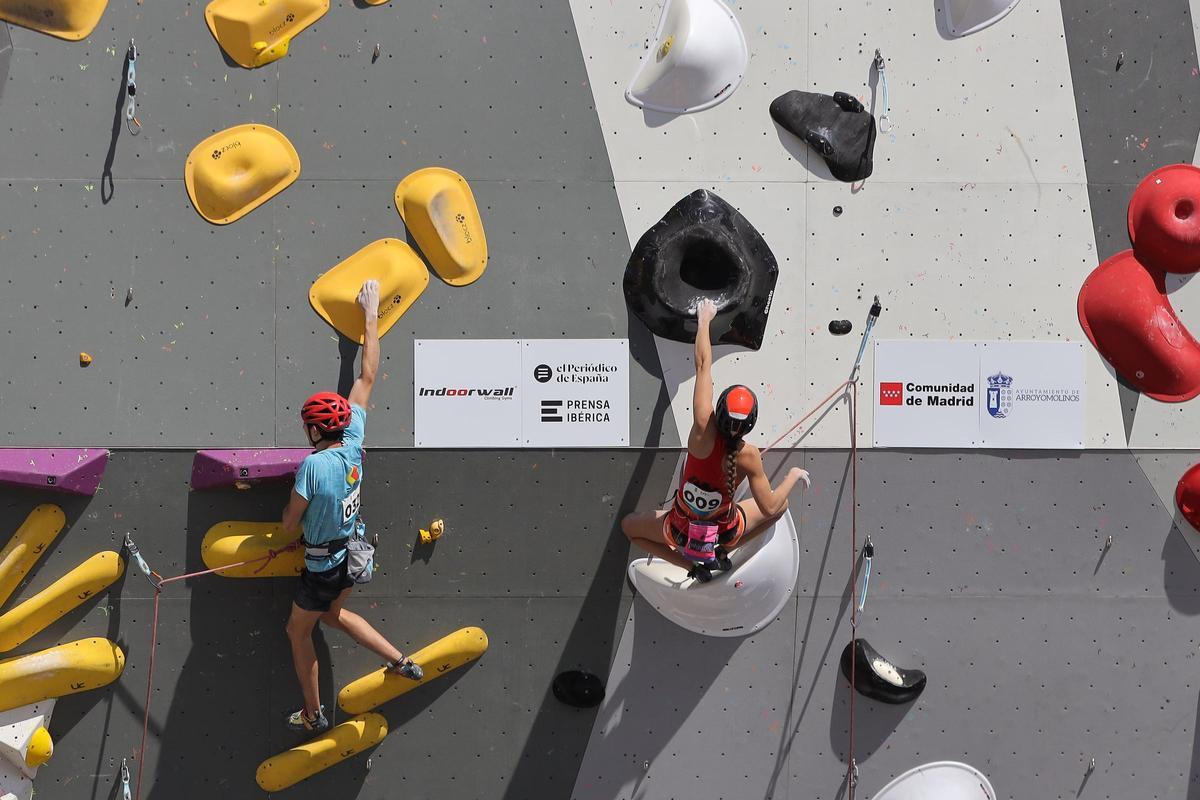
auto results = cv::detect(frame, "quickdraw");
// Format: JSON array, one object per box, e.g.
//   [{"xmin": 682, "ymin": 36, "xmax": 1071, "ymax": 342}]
[
  {"xmin": 125, "ymin": 40, "xmax": 140, "ymax": 135},
  {"xmin": 120, "ymin": 758, "xmax": 131, "ymax": 800},
  {"xmin": 873, "ymin": 49, "xmax": 891, "ymax": 133}
]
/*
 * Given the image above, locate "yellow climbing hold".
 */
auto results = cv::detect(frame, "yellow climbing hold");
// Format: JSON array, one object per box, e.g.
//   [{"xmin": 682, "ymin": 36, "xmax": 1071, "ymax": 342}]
[
  {"xmin": 395, "ymin": 167, "xmax": 488, "ymax": 287},
  {"xmin": 79, "ymin": 352, "xmax": 92, "ymax": 367},
  {"xmin": 200, "ymin": 521, "xmax": 303, "ymax": 578},
  {"xmin": 309, "ymin": 238, "xmax": 429, "ymax": 343},
  {"xmin": 0, "ymin": 0, "xmax": 109, "ymax": 41},
  {"xmin": 0, "ymin": 550, "xmax": 125, "ymax": 654},
  {"xmin": 184, "ymin": 124, "xmax": 300, "ymax": 225},
  {"xmin": 255, "ymin": 713, "xmax": 387, "ymax": 791},
  {"xmin": 0, "ymin": 638, "xmax": 125, "ymax": 714},
  {"xmin": 419, "ymin": 519, "xmax": 444, "ymax": 545},
  {"xmin": 24, "ymin": 726, "xmax": 52, "ymax": 767},
  {"xmin": 0, "ymin": 505, "xmax": 66, "ymax": 610},
  {"xmin": 339, "ymin": 627, "xmax": 488, "ymax": 714},
  {"xmin": 204, "ymin": 0, "xmax": 327, "ymax": 68}
]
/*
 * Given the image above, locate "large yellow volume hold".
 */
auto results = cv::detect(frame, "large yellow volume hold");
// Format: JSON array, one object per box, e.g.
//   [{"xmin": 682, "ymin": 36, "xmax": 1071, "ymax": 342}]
[
  {"xmin": 338, "ymin": 627, "xmax": 489, "ymax": 715},
  {"xmin": 204, "ymin": 0, "xmax": 328, "ymax": 68},
  {"xmin": 0, "ymin": 638, "xmax": 125, "ymax": 714},
  {"xmin": 184, "ymin": 124, "xmax": 300, "ymax": 225},
  {"xmin": 0, "ymin": 505, "xmax": 66, "ymax": 610},
  {"xmin": 309, "ymin": 238, "xmax": 429, "ymax": 343},
  {"xmin": 255, "ymin": 712, "xmax": 387, "ymax": 792},
  {"xmin": 0, "ymin": 0, "xmax": 109, "ymax": 41},
  {"xmin": 395, "ymin": 167, "xmax": 489, "ymax": 287},
  {"xmin": 0, "ymin": 551, "xmax": 124, "ymax": 654},
  {"xmin": 200, "ymin": 522, "xmax": 303, "ymax": 578}
]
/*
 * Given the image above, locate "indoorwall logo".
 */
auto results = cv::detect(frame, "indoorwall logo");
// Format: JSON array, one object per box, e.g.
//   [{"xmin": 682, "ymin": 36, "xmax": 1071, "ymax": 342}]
[{"xmin": 418, "ymin": 386, "xmax": 515, "ymax": 400}]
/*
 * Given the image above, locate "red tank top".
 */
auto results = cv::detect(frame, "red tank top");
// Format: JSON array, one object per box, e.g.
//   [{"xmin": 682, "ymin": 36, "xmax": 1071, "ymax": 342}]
[{"xmin": 673, "ymin": 435, "xmax": 735, "ymax": 522}]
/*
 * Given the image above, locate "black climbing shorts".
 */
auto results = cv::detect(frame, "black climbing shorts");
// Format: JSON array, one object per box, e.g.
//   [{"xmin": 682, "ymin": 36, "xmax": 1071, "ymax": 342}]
[{"xmin": 294, "ymin": 559, "xmax": 354, "ymax": 612}]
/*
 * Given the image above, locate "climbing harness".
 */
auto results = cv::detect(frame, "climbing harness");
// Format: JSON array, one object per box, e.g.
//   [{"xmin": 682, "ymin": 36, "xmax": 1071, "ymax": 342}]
[
  {"xmin": 124, "ymin": 532, "xmax": 299, "ymax": 800},
  {"xmin": 873, "ymin": 49, "xmax": 891, "ymax": 133},
  {"xmin": 856, "ymin": 536, "xmax": 874, "ymax": 613},
  {"xmin": 125, "ymin": 40, "xmax": 140, "ymax": 135},
  {"xmin": 120, "ymin": 758, "xmax": 131, "ymax": 800}
]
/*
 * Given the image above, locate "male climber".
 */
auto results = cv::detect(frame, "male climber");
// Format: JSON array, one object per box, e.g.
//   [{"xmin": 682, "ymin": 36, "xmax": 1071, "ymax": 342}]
[{"xmin": 280, "ymin": 278, "xmax": 422, "ymax": 734}]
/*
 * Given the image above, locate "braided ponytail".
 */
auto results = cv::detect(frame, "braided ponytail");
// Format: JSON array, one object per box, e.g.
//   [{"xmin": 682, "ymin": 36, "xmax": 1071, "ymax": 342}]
[{"xmin": 723, "ymin": 436, "xmax": 743, "ymax": 522}]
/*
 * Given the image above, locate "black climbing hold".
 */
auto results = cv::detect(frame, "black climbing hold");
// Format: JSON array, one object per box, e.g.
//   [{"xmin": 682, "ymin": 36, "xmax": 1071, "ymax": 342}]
[
  {"xmin": 829, "ymin": 319, "xmax": 852, "ymax": 335},
  {"xmin": 552, "ymin": 670, "xmax": 606, "ymax": 709},
  {"xmin": 624, "ymin": 189, "xmax": 779, "ymax": 351},
  {"xmin": 833, "ymin": 205, "xmax": 843, "ymax": 217},
  {"xmin": 839, "ymin": 638, "xmax": 926, "ymax": 705},
  {"xmin": 770, "ymin": 90, "xmax": 877, "ymax": 183}
]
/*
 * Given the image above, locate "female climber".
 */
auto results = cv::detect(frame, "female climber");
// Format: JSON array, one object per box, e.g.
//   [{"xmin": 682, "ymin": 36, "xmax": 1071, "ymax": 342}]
[
  {"xmin": 278, "ymin": 278, "xmax": 422, "ymax": 734},
  {"xmin": 621, "ymin": 299, "xmax": 810, "ymax": 580}
]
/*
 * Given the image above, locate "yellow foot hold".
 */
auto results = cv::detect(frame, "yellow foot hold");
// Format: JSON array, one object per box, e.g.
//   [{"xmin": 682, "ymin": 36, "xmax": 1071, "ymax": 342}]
[
  {"xmin": 338, "ymin": 626, "xmax": 488, "ymax": 714},
  {"xmin": 200, "ymin": 521, "xmax": 302, "ymax": 578},
  {"xmin": 255, "ymin": 713, "xmax": 387, "ymax": 792},
  {"xmin": 418, "ymin": 519, "xmax": 445, "ymax": 545},
  {"xmin": 0, "ymin": 638, "xmax": 125, "ymax": 714},
  {"xmin": 79, "ymin": 352, "xmax": 92, "ymax": 367}
]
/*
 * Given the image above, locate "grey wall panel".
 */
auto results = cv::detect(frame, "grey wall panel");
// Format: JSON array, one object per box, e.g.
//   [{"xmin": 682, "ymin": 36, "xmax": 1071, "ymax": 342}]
[
  {"xmin": 272, "ymin": 179, "xmax": 675, "ymax": 448},
  {"xmin": 0, "ymin": 448, "xmax": 660, "ymax": 798},
  {"xmin": 0, "ymin": 3, "xmax": 279, "ymax": 181},
  {"xmin": 0, "ymin": 182, "xmax": 277, "ymax": 446},
  {"xmin": 275, "ymin": 0, "xmax": 612, "ymax": 182}
]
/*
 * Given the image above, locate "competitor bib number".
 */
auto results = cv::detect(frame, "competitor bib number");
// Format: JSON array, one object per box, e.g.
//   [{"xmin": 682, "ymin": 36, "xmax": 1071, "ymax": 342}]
[
  {"xmin": 341, "ymin": 485, "xmax": 361, "ymax": 524},
  {"xmin": 681, "ymin": 481, "xmax": 723, "ymax": 516}
]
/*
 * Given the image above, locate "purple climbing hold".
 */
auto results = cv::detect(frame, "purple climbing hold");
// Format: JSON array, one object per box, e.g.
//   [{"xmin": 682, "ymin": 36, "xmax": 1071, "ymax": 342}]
[
  {"xmin": 0, "ymin": 448, "xmax": 109, "ymax": 496},
  {"xmin": 191, "ymin": 449, "xmax": 311, "ymax": 490}
]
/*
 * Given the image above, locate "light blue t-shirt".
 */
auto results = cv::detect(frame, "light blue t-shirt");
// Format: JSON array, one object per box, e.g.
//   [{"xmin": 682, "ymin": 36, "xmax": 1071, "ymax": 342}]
[{"xmin": 295, "ymin": 404, "xmax": 366, "ymax": 572}]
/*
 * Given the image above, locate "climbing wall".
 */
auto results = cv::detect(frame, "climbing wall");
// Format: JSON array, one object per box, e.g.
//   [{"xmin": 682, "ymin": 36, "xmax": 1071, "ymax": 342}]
[{"xmin": 2, "ymin": 0, "xmax": 1200, "ymax": 798}]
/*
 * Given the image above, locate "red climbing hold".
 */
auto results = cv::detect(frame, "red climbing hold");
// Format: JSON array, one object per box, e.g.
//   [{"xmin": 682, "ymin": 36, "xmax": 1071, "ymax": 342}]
[
  {"xmin": 1175, "ymin": 463, "xmax": 1200, "ymax": 532},
  {"xmin": 1077, "ymin": 249, "xmax": 1200, "ymax": 402},
  {"xmin": 1128, "ymin": 164, "xmax": 1200, "ymax": 275}
]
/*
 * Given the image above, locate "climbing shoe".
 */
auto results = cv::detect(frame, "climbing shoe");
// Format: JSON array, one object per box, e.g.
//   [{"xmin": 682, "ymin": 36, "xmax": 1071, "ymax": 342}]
[
  {"xmin": 286, "ymin": 705, "xmax": 330, "ymax": 734},
  {"xmin": 687, "ymin": 564, "xmax": 713, "ymax": 583},
  {"xmin": 386, "ymin": 656, "xmax": 424, "ymax": 681},
  {"xmin": 714, "ymin": 546, "xmax": 733, "ymax": 572}
]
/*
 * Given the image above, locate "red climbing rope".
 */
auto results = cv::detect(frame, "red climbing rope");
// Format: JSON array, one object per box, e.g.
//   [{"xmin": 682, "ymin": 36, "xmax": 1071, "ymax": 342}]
[
  {"xmin": 847, "ymin": 379, "xmax": 859, "ymax": 799},
  {"xmin": 133, "ymin": 542, "xmax": 299, "ymax": 800},
  {"xmin": 756, "ymin": 376, "xmax": 862, "ymax": 796}
]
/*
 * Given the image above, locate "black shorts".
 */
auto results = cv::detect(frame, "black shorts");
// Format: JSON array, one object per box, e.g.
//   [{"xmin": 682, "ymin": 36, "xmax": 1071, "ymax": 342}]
[{"xmin": 294, "ymin": 559, "xmax": 353, "ymax": 612}]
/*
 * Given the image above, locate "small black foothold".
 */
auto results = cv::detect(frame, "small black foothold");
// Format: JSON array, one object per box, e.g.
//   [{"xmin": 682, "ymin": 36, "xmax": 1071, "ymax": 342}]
[
  {"xmin": 553, "ymin": 670, "xmax": 605, "ymax": 708},
  {"xmin": 833, "ymin": 205, "xmax": 843, "ymax": 217},
  {"xmin": 829, "ymin": 319, "xmax": 853, "ymax": 335}
]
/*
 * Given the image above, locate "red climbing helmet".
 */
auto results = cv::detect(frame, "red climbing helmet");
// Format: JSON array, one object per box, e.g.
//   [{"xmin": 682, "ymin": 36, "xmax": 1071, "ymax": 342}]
[
  {"xmin": 715, "ymin": 385, "xmax": 758, "ymax": 439},
  {"xmin": 301, "ymin": 391, "xmax": 352, "ymax": 433}
]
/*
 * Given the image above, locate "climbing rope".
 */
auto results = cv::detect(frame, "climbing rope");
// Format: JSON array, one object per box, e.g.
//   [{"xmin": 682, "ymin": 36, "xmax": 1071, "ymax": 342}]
[
  {"xmin": 125, "ymin": 533, "xmax": 299, "ymax": 800},
  {"xmin": 125, "ymin": 40, "xmax": 140, "ymax": 135},
  {"xmin": 756, "ymin": 297, "xmax": 880, "ymax": 798}
]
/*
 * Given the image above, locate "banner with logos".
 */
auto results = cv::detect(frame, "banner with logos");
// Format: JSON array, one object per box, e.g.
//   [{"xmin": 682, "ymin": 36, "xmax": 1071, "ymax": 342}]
[
  {"xmin": 873, "ymin": 340, "xmax": 1085, "ymax": 449},
  {"xmin": 414, "ymin": 339, "xmax": 629, "ymax": 447}
]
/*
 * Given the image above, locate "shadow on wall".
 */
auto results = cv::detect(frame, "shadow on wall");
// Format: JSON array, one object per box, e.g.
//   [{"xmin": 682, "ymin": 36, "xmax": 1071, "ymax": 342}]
[
  {"xmin": 141, "ymin": 486, "xmax": 364, "ymax": 799},
  {"xmin": 502, "ymin": 316, "xmax": 678, "ymax": 798},
  {"xmin": 1164, "ymin": 516, "xmax": 1200, "ymax": 615}
]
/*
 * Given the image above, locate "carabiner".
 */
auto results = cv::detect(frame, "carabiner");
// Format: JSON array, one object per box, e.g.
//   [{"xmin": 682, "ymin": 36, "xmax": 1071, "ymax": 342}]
[
  {"xmin": 125, "ymin": 40, "xmax": 141, "ymax": 135},
  {"xmin": 120, "ymin": 758, "xmax": 132, "ymax": 800}
]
